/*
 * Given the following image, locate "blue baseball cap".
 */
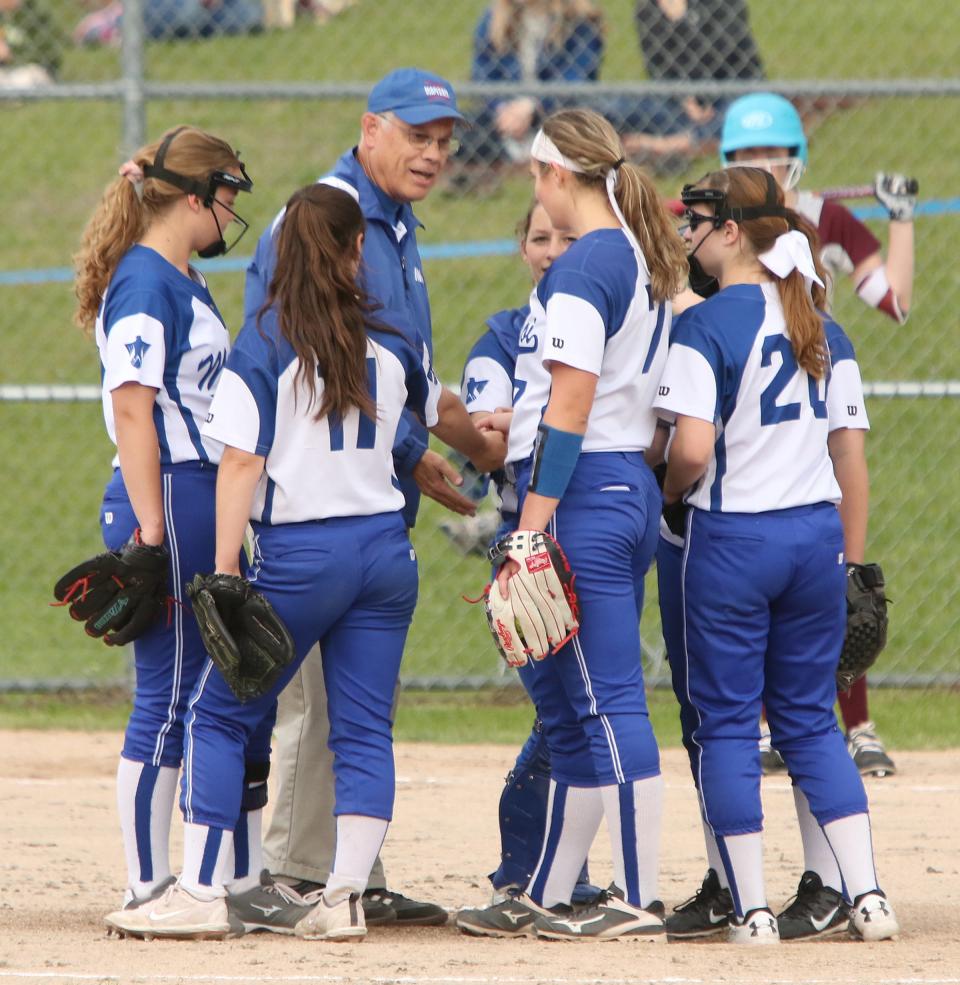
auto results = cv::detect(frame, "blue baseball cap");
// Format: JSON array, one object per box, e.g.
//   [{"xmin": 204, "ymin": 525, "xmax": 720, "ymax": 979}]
[{"xmin": 367, "ymin": 67, "xmax": 465, "ymax": 126}]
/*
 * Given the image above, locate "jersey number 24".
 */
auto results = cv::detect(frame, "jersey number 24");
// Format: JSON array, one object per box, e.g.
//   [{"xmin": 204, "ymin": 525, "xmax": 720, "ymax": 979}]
[{"xmin": 760, "ymin": 335, "xmax": 827, "ymax": 427}]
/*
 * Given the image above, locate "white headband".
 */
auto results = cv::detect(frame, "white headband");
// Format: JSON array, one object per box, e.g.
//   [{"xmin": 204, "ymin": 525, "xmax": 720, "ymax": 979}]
[
  {"xmin": 759, "ymin": 230, "xmax": 824, "ymax": 290},
  {"xmin": 530, "ymin": 130, "xmax": 649, "ymax": 274}
]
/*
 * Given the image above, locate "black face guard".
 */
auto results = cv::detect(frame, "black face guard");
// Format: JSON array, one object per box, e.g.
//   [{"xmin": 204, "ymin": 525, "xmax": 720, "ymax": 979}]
[{"xmin": 143, "ymin": 126, "xmax": 253, "ymax": 258}]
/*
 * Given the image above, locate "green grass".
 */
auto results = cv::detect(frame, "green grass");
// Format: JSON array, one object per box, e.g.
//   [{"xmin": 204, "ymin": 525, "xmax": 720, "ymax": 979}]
[
  {"xmin": 1, "ymin": 687, "xmax": 956, "ymax": 750},
  {"xmin": 2, "ymin": 1, "xmax": 959, "ymax": 700}
]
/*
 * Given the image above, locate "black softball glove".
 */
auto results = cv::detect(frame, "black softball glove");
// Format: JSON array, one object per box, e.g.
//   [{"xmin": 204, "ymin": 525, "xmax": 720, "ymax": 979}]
[
  {"xmin": 53, "ymin": 532, "xmax": 170, "ymax": 645},
  {"xmin": 836, "ymin": 562, "xmax": 890, "ymax": 692},
  {"xmin": 186, "ymin": 573, "xmax": 295, "ymax": 703}
]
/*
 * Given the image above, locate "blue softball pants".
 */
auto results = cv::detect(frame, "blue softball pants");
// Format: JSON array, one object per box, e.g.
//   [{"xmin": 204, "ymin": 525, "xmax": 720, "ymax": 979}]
[
  {"xmin": 180, "ymin": 511, "xmax": 418, "ymax": 831},
  {"xmin": 667, "ymin": 504, "xmax": 867, "ymax": 836},
  {"xmin": 514, "ymin": 452, "xmax": 662, "ymax": 787}
]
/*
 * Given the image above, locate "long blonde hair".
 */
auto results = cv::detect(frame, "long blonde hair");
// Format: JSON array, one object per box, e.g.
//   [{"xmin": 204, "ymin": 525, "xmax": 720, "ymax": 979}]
[
  {"xmin": 540, "ymin": 108, "xmax": 688, "ymax": 302},
  {"xmin": 73, "ymin": 126, "xmax": 242, "ymax": 333},
  {"xmin": 698, "ymin": 166, "xmax": 829, "ymax": 379},
  {"xmin": 489, "ymin": 0, "xmax": 603, "ymax": 53}
]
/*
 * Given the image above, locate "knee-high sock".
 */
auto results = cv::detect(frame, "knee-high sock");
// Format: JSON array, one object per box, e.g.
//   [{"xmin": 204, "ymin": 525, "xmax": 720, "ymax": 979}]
[
  {"xmin": 324, "ymin": 815, "xmax": 389, "ymax": 905},
  {"xmin": 181, "ymin": 821, "xmax": 233, "ymax": 899},
  {"xmin": 601, "ymin": 774, "xmax": 663, "ymax": 908},
  {"xmin": 793, "ymin": 785, "xmax": 842, "ymax": 892},
  {"xmin": 700, "ymin": 812, "xmax": 729, "ymax": 888},
  {"xmin": 528, "ymin": 782, "xmax": 603, "ymax": 908},
  {"xmin": 226, "ymin": 807, "xmax": 264, "ymax": 895},
  {"xmin": 116, "ymin": 758, "xmax": 179, "ymax": 901},
  {"xmin": 716, "ymin": 831, "xmax": 766, "ymax": 918},
  {"xmin": 822, "ymin": 813, "xmax": 878, "ymax": 902},
  {"xmin": 837, "ymin": 677, "xmax": 869, "ymax": 730}
]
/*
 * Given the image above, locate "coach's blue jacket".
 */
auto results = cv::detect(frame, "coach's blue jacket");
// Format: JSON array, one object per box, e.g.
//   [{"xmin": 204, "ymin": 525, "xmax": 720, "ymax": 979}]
[{"xmin": 245, "ymin": 149, "xmax": 433, "ymax": 527}]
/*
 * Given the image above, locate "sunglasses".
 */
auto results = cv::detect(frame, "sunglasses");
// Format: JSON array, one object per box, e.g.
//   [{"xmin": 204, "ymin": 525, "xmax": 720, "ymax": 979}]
[{"xmin": 682, "ymin": 208, "xmax": 721, "ymax": 232}]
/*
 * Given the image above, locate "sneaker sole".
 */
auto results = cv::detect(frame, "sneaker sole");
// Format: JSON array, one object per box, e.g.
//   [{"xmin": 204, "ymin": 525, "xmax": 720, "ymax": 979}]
[
  {"xmin": 780, "ymin": 921, "xmax": 849, "ymax": 942},
  {"xmin": 106, "ymin": 922, "xmax": 233, "ymax": 941},
  {"xmin": 456, "ymin": 920, "xmax": 534, "ymax": 938},
  {"xmin": 536, "ymin": 927, "xmax": 666, "ymax": 943},
  {"xmin": 666, "ymin": 923, "xmax": 729, "ymax": 940},
  {"xmin": 849, "ymin": 921, "xmax": 899, "ymax": 942},
  {"xmin": 393, "ymin": 911, "xmax": 449, "ymax": 927},
  {"xmin": 295, "ymin": 926, "xmax": 367, "ymax": 942}
]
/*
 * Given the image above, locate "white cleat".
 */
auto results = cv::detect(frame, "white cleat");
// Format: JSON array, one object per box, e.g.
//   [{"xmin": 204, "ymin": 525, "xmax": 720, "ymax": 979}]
[
  {"xmin": 294, "ymin": 892, "xmax": 366, "ymax": 942},
  {"xmin": 729, "ymin": 907, "xmax": 780, "ymax": 946},
  {"xmin": 105, "ymin": 882, "xmax": 232, "ymax": 940},
  {"xmin": 850, "ymin": 891, "xmax": 899, "ymax": 941}
]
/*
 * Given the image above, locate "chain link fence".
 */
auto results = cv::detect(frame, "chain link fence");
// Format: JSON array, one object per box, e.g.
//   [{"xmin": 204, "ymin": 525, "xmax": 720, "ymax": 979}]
[{"xmin": 2, "ymin": 0, "xmax": 958, "ymax": 691}]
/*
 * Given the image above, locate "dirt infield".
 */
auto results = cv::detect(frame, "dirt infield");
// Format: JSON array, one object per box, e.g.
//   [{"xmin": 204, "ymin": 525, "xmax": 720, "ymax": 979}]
[{"xmin": 1, "ymin": 730, "xmax": 958, "ymax": 985}]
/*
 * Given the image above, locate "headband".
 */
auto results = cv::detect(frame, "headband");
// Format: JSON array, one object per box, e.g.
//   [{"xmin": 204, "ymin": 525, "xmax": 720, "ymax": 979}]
[
  {"xmin": 759, "ymin": 230, "xmax": 824, "ymax": 290},
  {"xmin": 531, "ymin": 130, "xmax": 649, "ymax": 274}
]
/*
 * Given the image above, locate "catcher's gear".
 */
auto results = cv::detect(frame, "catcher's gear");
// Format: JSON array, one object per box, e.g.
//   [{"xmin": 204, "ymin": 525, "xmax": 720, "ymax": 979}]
[
  {"xmin": 874, "ymin": 172, "xmax": 918, "ymax": 222},
  {"xmin": 186, "ymin": 573, "xmax": 295, "ymax": 703},
  {"xmin": 836, "ymin": 562, "xmax": 889, "ymax": 691},
  {"xmin": 52, "ymin": 532, "xmax": 170, "ymax": 645},
  {"xmin": 484, "ymin": 529, "xmax": 579, "ymax": 667}
]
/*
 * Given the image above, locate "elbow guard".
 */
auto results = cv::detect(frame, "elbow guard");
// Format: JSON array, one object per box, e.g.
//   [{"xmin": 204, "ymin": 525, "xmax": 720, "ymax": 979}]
[
  {"xmin": 856, "ymin": 266, "xmax": 907, "ymax": 324},
  {"xmin": 528, "ymin": 423, "xmax": 583, "ymax": 500}
]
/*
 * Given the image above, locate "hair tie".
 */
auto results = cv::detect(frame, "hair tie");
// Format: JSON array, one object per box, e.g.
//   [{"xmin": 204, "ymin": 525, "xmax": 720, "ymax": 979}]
[
  {"xmin": 119, "ymin": 160, "xmax": 145, "ymax": 202},
  {"xmin": 613, "ymin": 157, "xmax": 625, "ymax": 171}
]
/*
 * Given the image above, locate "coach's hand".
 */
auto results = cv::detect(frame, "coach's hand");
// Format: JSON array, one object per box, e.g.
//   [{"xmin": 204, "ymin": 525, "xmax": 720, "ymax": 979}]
[{"xmin": 414, "ymin": 448, "xmax": 477, "ymax": 516}]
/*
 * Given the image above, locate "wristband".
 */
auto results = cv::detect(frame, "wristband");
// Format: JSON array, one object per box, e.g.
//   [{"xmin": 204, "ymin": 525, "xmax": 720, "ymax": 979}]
[{"xmin": 528, "ymin": 422, "xmax": 583, "ymax": 500}]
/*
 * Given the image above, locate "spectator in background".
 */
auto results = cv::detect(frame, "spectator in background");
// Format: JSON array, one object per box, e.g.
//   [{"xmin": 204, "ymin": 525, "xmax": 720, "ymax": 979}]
[
  {"xmin": 0, "ymin": 0, "xmax": 63, "ymax": 87},
  {"xmin": 606, "ymin": 0, "xmax": 764, "ymax": 172},
  {"xmin": 448, "ymin": 0, "xmax": 604, "ymax": 193},
  {"xmin": 74, "ymin": 0, "xmax": 263, "ymax": 47}
]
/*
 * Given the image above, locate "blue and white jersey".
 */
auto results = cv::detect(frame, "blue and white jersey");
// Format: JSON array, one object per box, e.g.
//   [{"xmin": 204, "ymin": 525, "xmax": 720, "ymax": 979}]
[
  {"xmin": 507, "ymin": 229, "xmax": 670, "ymax": 465},
  {"xmin": 96, "ymin": 244, "xmax": 229, "ymax": 466},
  {"xmin": 824, "ymin": 318, "xmax": 869, "ymax": 433},
  {"xmin": 460, "ymin": 302, "xmax": 526, "ymax": 415},
  {"xmin": 201, "ymin": 309, "xmax": 440, "ymax": 524},
  {"xmin": 653, "ymin": 282, "xmax": 841, "ymax": 513}
]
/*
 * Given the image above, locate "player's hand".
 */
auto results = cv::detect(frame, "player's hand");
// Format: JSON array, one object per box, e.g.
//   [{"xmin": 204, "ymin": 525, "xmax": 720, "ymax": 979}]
[
  {"xmin": 413, "ymin": 448, "xmax": 477, "ymax": 516},
  {"xmin": 874, "ymin": 172, "xmax": 918, "ymax": 222},
  {"xmin": 478, "ymin": 409, "xmax": 513, "ymax": 438}
]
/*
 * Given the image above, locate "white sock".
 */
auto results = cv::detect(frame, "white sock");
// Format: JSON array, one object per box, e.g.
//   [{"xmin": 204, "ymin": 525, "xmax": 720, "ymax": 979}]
[
  {"xmin": 602, "ymin": 774, "xmax": 663, "ymax": 908},
  {"xmin": 718, "ymin": 831, "xmax": 766, "ymax": 918},
  {"xmin": 225, "ymin": 807, "xmax": 264, "ymax": 895},
  {"xmin": 116, "ymin": 758, "xmax": 179, "ymax": 901},
  {"xmin": 822, "ymin": 813, "xmax": 878, "ymax": 902},
  {"xmin": 793, "ymin": 786, "xmax": 842, "ymax": 892},
  {"xmin": 324, "ymin": 815, "xmax": 388, "ymax": 905},
  {"xmin": 529, "ymin": 782, "xmax": 603, "ymax": 908},
  {"xmin": 181, "ymin": 821, "xmax": 232, "ymax": 899},
  {"xmin": 701, "ymin": 813, "xmax": 728, "ymax": 888}
]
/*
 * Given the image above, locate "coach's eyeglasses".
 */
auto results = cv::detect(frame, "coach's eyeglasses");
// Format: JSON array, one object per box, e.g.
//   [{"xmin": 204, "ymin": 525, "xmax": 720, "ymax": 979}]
[
  {"xmin": 376, "ymin": 114, "xmax": 461, "ymax": 156},
  {"xmin": 681, "ymin": 208, "xmax": 722, "ymax": 233}
]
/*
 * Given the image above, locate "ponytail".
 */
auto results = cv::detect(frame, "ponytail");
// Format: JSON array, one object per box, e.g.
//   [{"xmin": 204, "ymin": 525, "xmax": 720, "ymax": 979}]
[{"xmin": 540, "ymin": 109, "xmax": 687, "ymax": 302}]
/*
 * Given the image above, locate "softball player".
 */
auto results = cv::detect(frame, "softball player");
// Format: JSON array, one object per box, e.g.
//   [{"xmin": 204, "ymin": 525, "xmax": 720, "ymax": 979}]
[
  {"xmin": 720, "ymin": 92, "xmax": 910, "ymax": 776},
  {"xmin": 653, "ymin": 165, "xmax": 898, "ymax": 944},
  {"xmin": 660, "ymin": 312, "xmax": 878, "ymax": 941},
  {"xmin": 458, "ymin": 201, "xmax": 600, "ymax": 905},
  {"xmin": 71, "ymin": 126, "xmax": 257, "ymax": 917},
  {"xmin": 104, "ymin": 183, "xmax": 502, "ymax": 942},
  {"xmin": 457, "ymin": 108, "xmax": 688, "ymax": 942}
]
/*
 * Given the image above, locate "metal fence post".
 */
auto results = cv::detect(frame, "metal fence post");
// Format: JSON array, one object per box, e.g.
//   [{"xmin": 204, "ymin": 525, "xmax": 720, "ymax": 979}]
[{"xmin": 120, "ymin": 0, "xmax": 146, "ymax": 157}]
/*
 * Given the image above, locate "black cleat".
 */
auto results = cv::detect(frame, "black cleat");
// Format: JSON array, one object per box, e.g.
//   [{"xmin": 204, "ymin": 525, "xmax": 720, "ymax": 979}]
[{"xmin": 666, "ymin": 869, "xmax": 734, "ymax": 939}]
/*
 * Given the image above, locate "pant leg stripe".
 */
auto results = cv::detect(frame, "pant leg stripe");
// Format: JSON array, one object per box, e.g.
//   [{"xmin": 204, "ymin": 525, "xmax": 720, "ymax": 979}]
[
  {"xmin": 182, "ymin": 660, "xmax": 215, "ymax": 826},
  {"xmin": 153, "ymin": 473, "xmax": 184, "ymax": 766},
  {"xmin": 134, "ymin": 763, "xmax": 160, "ymax": 883}
]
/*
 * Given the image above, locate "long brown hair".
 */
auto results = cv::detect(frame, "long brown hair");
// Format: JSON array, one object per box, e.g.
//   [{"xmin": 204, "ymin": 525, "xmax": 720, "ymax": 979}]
[
  {"xmin": 74, "ymin": 126, "xmax": 242, "ymax": 333},
  {"xmin": 489, "ymin": 0, "xmax": 603, "ymax": 53},
  {"xmin": 540, "ymin": 108, "xmax": 688, "ymax": 302},
  {"xmin": 698, "ymin": 166, "xmax": 829, "ymax": 379},
  {"xmin": 267, "ymin": 183, "xmax": 381, "ymax": 423}
]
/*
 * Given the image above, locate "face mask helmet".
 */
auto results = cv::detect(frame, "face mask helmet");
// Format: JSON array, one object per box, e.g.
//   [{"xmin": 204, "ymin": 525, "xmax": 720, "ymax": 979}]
[
  {"xmin": 720, "ymin": 93, "xmax": 807, "ymax": 191},
  {"xmin": 143, "ymin": 126, "xmax": 253, "ymax": 258},
  {"xmin": 679, "ymin": 168, "xmax": 789, "ymax": 296}
]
